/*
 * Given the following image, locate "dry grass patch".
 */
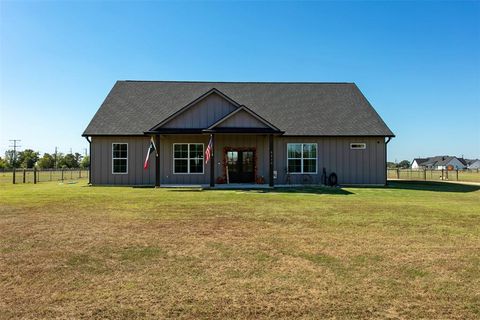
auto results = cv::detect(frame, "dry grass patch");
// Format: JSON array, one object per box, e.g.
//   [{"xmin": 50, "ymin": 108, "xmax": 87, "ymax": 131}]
[{"xmin": 0, "ymin": 181, "xmax": 479, "ymax": 319}]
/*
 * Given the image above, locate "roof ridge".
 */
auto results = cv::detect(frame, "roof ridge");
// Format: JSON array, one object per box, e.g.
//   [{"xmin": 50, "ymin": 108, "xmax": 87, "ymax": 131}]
[{"xmin": 120, "ymin": 80, "xmax": 355, "ymax": 84}]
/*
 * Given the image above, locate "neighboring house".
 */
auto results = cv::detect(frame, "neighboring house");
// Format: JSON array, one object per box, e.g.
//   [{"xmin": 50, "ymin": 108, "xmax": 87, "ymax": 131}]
[
  {"xmin": 412, "ymin": 158, "xmax": 429, "ymax": 169},
  {"xmin": 466, "ymin": 159, "xmax": 480, "ymax": 169},
  {"xmin": 83, "ymin": 81, "xmax": 394, "ymax": 187},
  {"xmin": 411, "ymin": 156, "xmax": 467, "ymax": 170}
]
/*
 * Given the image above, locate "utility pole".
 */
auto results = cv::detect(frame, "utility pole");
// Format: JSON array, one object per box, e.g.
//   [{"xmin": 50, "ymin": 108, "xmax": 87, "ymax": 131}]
[
  {"xmin": 8, "ymin": 139, "xmax": 21, "ymax": 167},
  {"xmin": 84, "ymin": 148, "xmax": 88, "ymax": 157},
  {"xmin": 54, "ymin": 146, "xmax": 58, "ymax": 169},
  {"xmin": 69, "ymin": 147, "xmax": 72, "ymax": 155}
]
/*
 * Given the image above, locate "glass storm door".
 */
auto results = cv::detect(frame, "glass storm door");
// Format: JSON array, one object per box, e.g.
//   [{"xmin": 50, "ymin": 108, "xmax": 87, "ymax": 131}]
[{"xmin": 226, "ymin": 150, "xmax": 255, "ymax": 183}]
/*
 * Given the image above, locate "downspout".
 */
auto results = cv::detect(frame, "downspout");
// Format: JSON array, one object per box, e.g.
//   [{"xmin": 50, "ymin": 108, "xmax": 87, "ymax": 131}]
[
  {"xmin": 385, "ymin": 137, "xmax": 392, "ymax": 186},
  {"xmin": 84, "ymin": 136, "xmax": 91, "ymax": 185}
]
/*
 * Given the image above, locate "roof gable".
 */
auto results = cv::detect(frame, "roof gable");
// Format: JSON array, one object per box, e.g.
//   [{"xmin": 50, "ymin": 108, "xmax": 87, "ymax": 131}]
[
  {"xmin": 150, "ymin": 88, "xmax": 240, "ymax": 130},
  {"xmin": 208, "ymin": 106, "xmax": 280, "ymax": 131}
]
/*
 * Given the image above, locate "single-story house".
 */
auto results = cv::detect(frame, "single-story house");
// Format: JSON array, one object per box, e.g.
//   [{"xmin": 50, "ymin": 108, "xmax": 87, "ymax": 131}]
[
  {"xmin": 82, "ymin": 81, "xmax": 395, "ymax": 187},
  {"xmin": 466, "ymin": 159, "xmax": 480, "ymax": 169},
  {"xmin": 411, "ymin": 158, "xmax": 429, "ymax": 169},
  {"xmin": 411, "ymin": 156, "xmax": 466, "ymax": 170}
]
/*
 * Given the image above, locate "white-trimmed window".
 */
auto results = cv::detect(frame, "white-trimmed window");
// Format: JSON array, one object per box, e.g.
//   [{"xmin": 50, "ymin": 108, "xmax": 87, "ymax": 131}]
[
  {"xmin": 350, "ymin": 143, "xmax": 366, "ymax": 150},
  {"xmin": 287, "ymin": 143, "xmax": 317, "ymax": 174},
  {"xmin": 112, "ymin": 143, "xmax": 128, "ymax": 174},
  {"xmin": 173, "ymin": 143, "xmax": 204, "ymax": 174}
]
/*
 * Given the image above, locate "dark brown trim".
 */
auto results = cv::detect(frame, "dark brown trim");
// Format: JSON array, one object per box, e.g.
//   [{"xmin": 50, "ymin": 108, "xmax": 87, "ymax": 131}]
[
  {"xmin": 155, "ymin": 135, "xmax": 160, "ymax": 187},
  {"xmin": 145, "ymin": 129, "xmax": 205, "ymax": 134},
  {"xmin": 148, "ymin": 88, "xmax": 242, "ymax": 131},
  {"xmin": 84, "ymin": 136, "xmax": 92, "ymax": 185},
  {"xmin": 203, "ymin": 128, "xmax": 281, "ymax": 134},
  {"xmin": 269, "ymin": 134, "xmax": 274, "ymax": 187},
  {"xmin": 82, "ymin": 133, "xmax": 146, "ymax": 137},
  {"xmin": 281, "ymin": 134, "xmax": 396, "ymax": 138},
  {"xmin": 207, "ymin": 105, "xmax": 282, "ymax": 131},
  {"xmin": 85, "ymin": 133, "xmax": 394, "ymax": 138},
  {"xmin": 210, "ymin": 134, "xmax": 215, "ymax": 187},
  {"xmin": 385, "ymin": 136, "xmax": 392, "ymax": 186}
]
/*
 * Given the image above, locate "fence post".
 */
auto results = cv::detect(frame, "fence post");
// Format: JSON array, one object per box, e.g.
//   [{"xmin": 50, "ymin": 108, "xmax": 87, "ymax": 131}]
[
  {"xmin": 23, "ymin": 169, "xmax": 26, "ymax": 183},
  {"xmin": 397, "ymin": 168, "xmax": 400, "ymax": 179},
  {"xmin": 456, "ymin": 169, "xmax": 458, "ymax": 181},
  {"xmin": 61, "ymin": 168, "xmax": 64, "ymax": 181},
  {"xmin": 33, "ymin": 167, "xmax": 37, "ymax": 184},
  {"xmin": 446, "ymin": 168, "xmax": 448, "ymax": 180},
  {"xmin": 441, "ymin": 168, "xmax": 444, "ymax": 180},
  {"xmin": 424, "ymin": 168, "xmax": 426, "ymax": 181},
  {"xmin": 79, "ymin": 170, "xmax": 81, "ymax": 178},
  {"xmin": 50, "ymin": 169, "xmax": 52, "ymax": 181},
  {"xmin": 13, "ymin": 168, "xmax": 16, "ymax": 184}
]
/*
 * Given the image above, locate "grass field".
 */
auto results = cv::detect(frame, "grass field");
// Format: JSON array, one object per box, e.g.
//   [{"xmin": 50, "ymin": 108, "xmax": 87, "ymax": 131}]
[{"xmin": 1, "ymin": 180, "xmax": 479, "ymax": 319}]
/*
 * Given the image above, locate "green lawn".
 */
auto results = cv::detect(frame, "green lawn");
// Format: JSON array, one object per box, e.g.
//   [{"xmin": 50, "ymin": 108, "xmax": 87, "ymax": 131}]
[{"xmin": 1, "ymin": 180, "xmax": 479, "ymax": 319}]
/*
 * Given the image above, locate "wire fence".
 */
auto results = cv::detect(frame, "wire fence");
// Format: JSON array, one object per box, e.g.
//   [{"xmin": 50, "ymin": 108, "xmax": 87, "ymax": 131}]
[
  {"xmin": 0, "ymin": 168, "xmax": 89, "ymax": 184},
  {"xmin": 387, "ymin": 168, "xmax": 480, "ymax": 183}
]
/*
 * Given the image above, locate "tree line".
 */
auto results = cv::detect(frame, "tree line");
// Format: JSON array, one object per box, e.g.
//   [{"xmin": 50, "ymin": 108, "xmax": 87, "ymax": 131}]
[
  {"xmin": 387, "ymin": 160, "xmax": 410, "ymax": 169},
  {"xmin": 0, "ymin": 149, "xmax": 89, "ymax": 169}
]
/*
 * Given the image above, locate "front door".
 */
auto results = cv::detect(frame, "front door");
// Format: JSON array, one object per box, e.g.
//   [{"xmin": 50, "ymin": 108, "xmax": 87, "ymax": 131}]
[{"xmin": 226, "ymin": 150, "xmax": 255, "ymax": 183}]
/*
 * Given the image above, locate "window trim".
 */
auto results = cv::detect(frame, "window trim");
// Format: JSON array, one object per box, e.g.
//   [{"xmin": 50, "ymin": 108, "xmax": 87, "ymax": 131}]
[
  {"xmin": 286, "ymin": 143, "xmax": 318, "ymax": 174},
  {"xmin": 112, "ymin": 143, "xmax": 128, "ymax": 175},
  {"xmin": 350, "ymin": 143, "xmax": 367, "ymax": 150},
  {"xmin": 172, "ymin": 143, "xmax": 205, "ymax": 174}
]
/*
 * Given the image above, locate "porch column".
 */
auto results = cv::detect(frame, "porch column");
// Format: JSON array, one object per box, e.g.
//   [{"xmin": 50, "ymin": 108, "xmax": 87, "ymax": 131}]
[
  {"xmin": 269, "ymin": 134, "xmax": 274, "ymax": 187},
  {"xmin": 210, "ymin": 134, "xmax": 215, "ymax": 187},
  {"xmin": 155, "ymin": 134, "xmax": 160, "ymax": 187}
]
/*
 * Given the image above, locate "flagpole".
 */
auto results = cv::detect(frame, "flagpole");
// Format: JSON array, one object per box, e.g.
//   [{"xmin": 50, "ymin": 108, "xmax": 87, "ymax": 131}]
[{"xmin": 209, "ymin": 134, "xmax": 215, "ymax": 187}]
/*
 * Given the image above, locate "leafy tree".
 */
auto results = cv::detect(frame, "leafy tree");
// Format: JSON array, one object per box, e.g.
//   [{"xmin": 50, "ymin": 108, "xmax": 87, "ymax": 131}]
[
  {"xmin": 17, "ymin": 149, "xmax": 39, "ymax": 168},
  {"xmin": 398, "ymin": 160, "xmax": 410, "ymax": 169},
  {"xmin": 74, "ymin": 153, "xmax": 83, "ymax": 166},
  {"xmin": 80, "ymin": 155, "xmax": 90, "ymax": 169},
  {"xmin": 58, "ymin": 153, "xmax": 79, "ymax": 168},
  {"xmin": 0, "ymin": 157, "xmax": 8, "ymax": 169},
  {"xmin": 37, "ymin": 153, "xmax": 55, "ymax": 169},
  {"xmin": 387, "ymin": 162, "xmax": 397, "ymax": 169}
]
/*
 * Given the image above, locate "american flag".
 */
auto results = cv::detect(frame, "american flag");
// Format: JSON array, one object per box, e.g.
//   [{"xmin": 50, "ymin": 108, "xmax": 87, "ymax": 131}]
[{"xmin": 205, "ymin": 135, "xmax": 213, "ymax": 164}]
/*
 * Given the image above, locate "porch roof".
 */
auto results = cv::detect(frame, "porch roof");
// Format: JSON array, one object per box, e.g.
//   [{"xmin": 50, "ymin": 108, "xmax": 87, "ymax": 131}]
[{"xmin": 144, "ymin": 127, "xmax": 282, "ymax": 134}]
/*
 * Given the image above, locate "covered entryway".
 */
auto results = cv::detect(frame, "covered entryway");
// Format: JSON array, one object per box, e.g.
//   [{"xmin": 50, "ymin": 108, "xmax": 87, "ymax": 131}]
[
  {"xmin": 226, "ymin": 149, "xmax": 255, "ymax": 183},
  {"xmin": 145, "ymin": 88, "xmax": 283, "ymax": 187}
]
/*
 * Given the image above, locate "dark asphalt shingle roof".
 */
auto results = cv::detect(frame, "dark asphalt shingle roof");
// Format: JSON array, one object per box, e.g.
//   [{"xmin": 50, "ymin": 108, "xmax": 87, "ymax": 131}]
[
  {"xmin": 413, "ymin": 158, "xmax": 429, "ymax": 165},
  {"xmin": 83, "ymin": 81, "xmax": 394, "ymax": 136},
  {"xmin": 419, "ymin": 156, "xmax": 461, "ymax": 167}
]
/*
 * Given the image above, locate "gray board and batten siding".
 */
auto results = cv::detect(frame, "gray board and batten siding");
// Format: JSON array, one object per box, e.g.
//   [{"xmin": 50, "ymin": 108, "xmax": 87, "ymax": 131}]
[
  {"xmin": 85, "ymin": 81, "xmax": 394, "ymax": 186},
  {"xmin": 91, "ymin": 136, "xmax": 155, "ymax": 186},
  {"xmin": 90, "ymin": 135, "xmax": 386, "ymax": 186}
]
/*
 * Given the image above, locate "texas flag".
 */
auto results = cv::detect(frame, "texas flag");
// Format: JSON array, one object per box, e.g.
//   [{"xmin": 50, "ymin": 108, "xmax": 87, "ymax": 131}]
[{"xmin": 143, "ymin": 137, "xmax": 157, "ymax": 170}]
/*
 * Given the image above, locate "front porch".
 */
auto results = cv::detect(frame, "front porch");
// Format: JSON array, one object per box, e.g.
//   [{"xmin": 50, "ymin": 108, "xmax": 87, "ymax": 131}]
[
  {"xmin": 149, "ymin": 132, "xmax": 277, "ymax": 188},
  {"xmin": 143, "ymin": 89, "xmax": 284, "ymax": 187}
]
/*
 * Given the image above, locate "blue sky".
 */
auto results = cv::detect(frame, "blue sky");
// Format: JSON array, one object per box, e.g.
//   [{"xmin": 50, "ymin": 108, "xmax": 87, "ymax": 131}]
[{"xmin": 1, "ymin": 1, "xmax": 479, "ymax": 161}]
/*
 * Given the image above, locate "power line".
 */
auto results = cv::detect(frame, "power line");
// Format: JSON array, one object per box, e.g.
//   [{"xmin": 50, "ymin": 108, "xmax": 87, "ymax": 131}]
[{"xmin": 8, "ymin": 139, "xmax": 21, "ymax": 167}]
